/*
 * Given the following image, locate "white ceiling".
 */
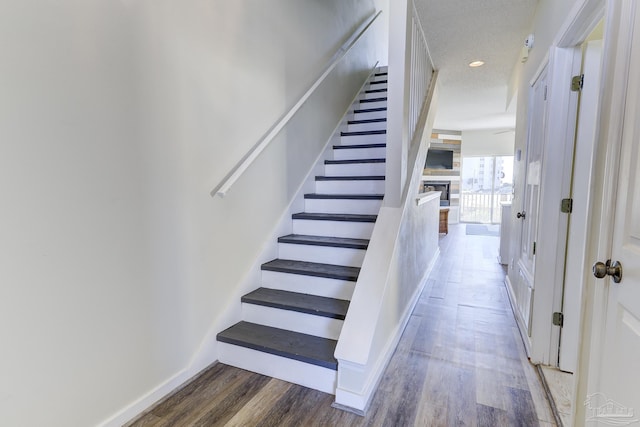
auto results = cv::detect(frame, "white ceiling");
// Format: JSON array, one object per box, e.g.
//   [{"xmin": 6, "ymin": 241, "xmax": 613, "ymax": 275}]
[{"xmin": 414, "ymin": 0, "xmax": 539, "ymax": 131}]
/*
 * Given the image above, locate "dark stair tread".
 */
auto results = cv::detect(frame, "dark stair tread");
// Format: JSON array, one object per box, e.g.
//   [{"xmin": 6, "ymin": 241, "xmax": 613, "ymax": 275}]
[
  {"xmin": 348, "ymin": 118, "xmax": 387, "ymax": 125},
  {"xmin": 304, "ymin": 193, "xmax": 384, "ymax": 200},
  {"xmin": 217, "ymin": 321, "xmax": 338, "ymax": 370},
  {"xmin": 340, "ymin": 130, "xmax": 386, "ymax": 136},
  {"xmin": 261, "ymin": 258, "xmax": 360, "ymax": 282},
  {"xmin": 278, "ymin": 234, "xmax": 369, "ymax": 250},
  {"xmin": 359, "ymin": 97, "xmax": 387, "ymax": 103},
  {"xmin": 315, "ymin": 175, "xmax": 385, "ymax": 181},
  {"xmin": 325, "ymin": 158, "xmax": 385, "ymax": 164},
  {"xmin": 332, "ymin": 143, "xmax": 386, "ymax": 150},
  {"xmin": 354, "ymin": 107, "xmax": 387, "ymax": 114},
  {"xmin": 370, "ymin": 80, "xmax": 388, "ymax": 84},
  {"xmin": 374, "ymin": 72, "xmax": 388, "ymax": 76},
  {"xmin": 365, "ymin": 88, "xmax": 387, "ymax": 94},
  {"xmin": 242, "ymin": 287, "xmax": 350, "ymax": 319},
  {"xmin": 292, "ymin": 212, "xmax": 377, "ymax": 223}
]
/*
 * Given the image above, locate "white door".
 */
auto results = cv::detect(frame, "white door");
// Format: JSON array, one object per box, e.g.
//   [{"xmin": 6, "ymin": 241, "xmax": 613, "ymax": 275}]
[
  {"xmin": 559, "ymin": 40, "xmax": 603, "ymax": 373},
  {"xmin": 515, "ymin": 67, "xmax": 547, "ymax": 334},
  {"xmin": 582, "ymin": 2, "xmax": 640, "ymax": 424}
]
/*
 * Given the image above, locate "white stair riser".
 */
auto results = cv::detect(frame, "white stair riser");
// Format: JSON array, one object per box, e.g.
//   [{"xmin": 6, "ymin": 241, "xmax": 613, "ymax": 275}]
[
  {"xmin": 292, "ymin": 219, "xmax": 374, "ymax": 239},
  {"xmin": 261, "ymin": 271, "xmax": 355, "ymax": 300},
  {"xmin": 377, "ymin": 66, "xmax": 388, "ymax": 72},
  {"xmin": 325, "ymin": 162, "xmax": 385, "ymax": 176},
  {"xmin": 340, "ymin": 133, "xmax": 386, "ymax": 146},
  {"xmin": 357, "ymin": 100, "xmax": 387, "ymax": 110},
  {"xmin": 305, "ymin": 198, "xmax": 383, "ymax": 215},
  {"xmin": 333, "ymin": 147, "xmax": 386, "ymax": 160},
  {"xmin": 353, "ymin": 110, "xmax": 386, "ymax": 121},
  {"xmin": 347, "ymin": 121, "xmax": 386, "ymax": 132},
  {"xmin": 361, "ymin": 91, "xmax": 387, "ymax": 100},
  {"xmin": 315, "ymin": 180, "xmax": 385, "ymax": 195},
  {"xmin": 242, "ymin": 304, "xmax": 344, "ymax": 340},
  {"xmin": 368, "ymin": 83, "xmax": 387, "ymax": 90},
  {"xmin": 371, "ymin": 75, "xmax": 387, "ymax": 82},
  {"xmin": 218, "ymin": 343, "xmax": 337, "ymax": 394},
  {"xmin": 278, "ymin": 243, "xmax": 365, "ymax": 268}
]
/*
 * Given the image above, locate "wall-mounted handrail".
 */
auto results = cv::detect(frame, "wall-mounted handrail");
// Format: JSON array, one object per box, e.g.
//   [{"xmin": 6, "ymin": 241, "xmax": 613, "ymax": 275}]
[{"xmin": 210, "ymin": 10, "xmax": 382, "ymax": 198}]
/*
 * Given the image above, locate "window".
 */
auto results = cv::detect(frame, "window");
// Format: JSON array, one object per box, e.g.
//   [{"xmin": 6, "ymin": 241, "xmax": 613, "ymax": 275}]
[{"xmin": 460, "ymin": 156, "xmax": 514, "ymax": 223}]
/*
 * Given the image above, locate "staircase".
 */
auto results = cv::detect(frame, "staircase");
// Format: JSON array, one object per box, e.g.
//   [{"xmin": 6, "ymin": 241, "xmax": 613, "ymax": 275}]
[{"xmin": 217, "ymin": 67, "xmax": 388, "ymax": 394}]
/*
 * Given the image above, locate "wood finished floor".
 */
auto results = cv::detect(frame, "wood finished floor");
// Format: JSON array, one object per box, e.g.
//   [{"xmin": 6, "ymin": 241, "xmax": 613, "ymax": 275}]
[{"xmin": 128, "ymin": 224, "xmax": 555, "ymax": 427}]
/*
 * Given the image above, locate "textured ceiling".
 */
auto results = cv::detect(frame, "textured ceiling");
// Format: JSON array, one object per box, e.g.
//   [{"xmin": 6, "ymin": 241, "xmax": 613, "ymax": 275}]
[{"xmin": 414, "ymin": 0, "xmax": 538, "ymax": 131}]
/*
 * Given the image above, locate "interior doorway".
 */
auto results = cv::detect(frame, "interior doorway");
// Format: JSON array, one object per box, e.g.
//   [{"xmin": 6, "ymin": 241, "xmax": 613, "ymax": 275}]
[{"xmin": 544, "ymin": 21, "xmax": 605, "ymax": 427}]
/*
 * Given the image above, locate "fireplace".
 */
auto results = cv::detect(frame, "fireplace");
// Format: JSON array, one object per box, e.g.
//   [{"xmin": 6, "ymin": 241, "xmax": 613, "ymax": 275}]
[{"xmin": 423, "ymin": 181, "xmax": 450, "ymax": 206}]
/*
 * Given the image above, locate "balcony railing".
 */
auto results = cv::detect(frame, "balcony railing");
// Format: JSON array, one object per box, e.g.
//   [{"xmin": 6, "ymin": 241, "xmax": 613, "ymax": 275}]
[{"xmin": 460, "ymin": 191, "xmax": 513, "ymax": 224}]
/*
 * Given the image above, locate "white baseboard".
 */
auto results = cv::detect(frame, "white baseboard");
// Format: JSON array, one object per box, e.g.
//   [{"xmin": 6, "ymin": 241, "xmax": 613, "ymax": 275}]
[{"xmin": 98, "ymin": 367, "xmax": 192, "ymax": 427}]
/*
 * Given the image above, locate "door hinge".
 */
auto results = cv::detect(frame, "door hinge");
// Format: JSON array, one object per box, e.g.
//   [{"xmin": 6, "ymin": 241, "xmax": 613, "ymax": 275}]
[
  {"xmin": 544, "ymin": 85, "xmax": 548, "ymax": 100},
  {"xmin": 561, "ymin": 198, "xmax": 573, "ymax": 213},
  {"xmin": 553, "ymin": 312, "xmax": 564, "ymax": 327},
  {"xmin": 571, "ymin": 74, "xmax": 584, "ymax": 91},
  {"xmin": 533, "ymin": 241, "xmax": 537, "ymax": 255}
]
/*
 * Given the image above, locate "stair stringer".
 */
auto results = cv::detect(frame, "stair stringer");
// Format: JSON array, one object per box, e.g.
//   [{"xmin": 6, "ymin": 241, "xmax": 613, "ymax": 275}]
[
  {"xmin": 184, "ymin": 64, "xmax": 381, "ymax": 379},
  {"xmin": 333, "ymin": 71, "xmax": 441, "ymax": 414}
]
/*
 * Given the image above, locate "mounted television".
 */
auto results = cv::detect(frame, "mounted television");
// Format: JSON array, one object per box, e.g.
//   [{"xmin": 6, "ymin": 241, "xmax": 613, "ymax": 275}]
[{"xmin": 425, "ymin": 149, "xmax": 453, "ymax": 170}]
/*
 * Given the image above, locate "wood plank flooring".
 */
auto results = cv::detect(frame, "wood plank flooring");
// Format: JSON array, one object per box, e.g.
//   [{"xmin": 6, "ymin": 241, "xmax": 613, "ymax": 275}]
[{"xmin": 127, "ymin": 224, "xmax": 555, "ymax": 426}]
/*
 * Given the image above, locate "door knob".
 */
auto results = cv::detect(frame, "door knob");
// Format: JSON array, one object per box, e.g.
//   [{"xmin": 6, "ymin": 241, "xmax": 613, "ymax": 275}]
[
  {"xmin": 516, "ymin": 211, "xmax": 526, "ymax": 219},
  {"xmin": 592, "ymin": 260, "xmax": 623, "ymax": 283}
]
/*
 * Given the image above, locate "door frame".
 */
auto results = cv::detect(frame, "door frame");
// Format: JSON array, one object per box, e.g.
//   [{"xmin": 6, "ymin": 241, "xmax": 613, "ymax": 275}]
[
  {"xmin": 527, "ymin": 45, "xmax": 580, "ymax": 366},
  {"xmin": 574, "ymin": 0, "xmax": 635, "ymax": 423},
  {"xmin": 526, "ymin": 0, "xmax": 605, "ymax": 367},
  {"xmin": 559, "ymin": 38, "xmax": 603, "ymax": 374}
]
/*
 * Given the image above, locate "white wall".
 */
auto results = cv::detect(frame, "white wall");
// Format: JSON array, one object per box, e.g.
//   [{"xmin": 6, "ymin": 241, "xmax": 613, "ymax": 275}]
[
  {"xmin": 461, "ymin": 129, "xmax": 515, "ymax": 157},
  {"xmin": 373, "ymin": 0, "xmax": 391, "ymax": 65},
  {"xmin": 0, "ymin": 1, "xmax": 387, "ymax": 425}
]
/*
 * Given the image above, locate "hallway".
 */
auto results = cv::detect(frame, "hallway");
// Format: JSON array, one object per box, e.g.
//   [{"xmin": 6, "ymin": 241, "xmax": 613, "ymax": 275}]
[{"xmin": 128, "ymin": 225, "xmax": 555, "ymax": 426}]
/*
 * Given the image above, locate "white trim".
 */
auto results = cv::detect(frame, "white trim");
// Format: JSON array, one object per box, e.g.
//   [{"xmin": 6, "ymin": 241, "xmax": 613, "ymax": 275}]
[
  {"xmin": 555, "ymin": 0, "xmax": 606, "ymax": 48},
  {"xmin": 529, "ymin": 45, "xmax": 582, "ymax": 366},
  {"xmin": 433, "ymin": 133, "xmax": 462, "ymax": 140},
  {"xmin": 415, "ymin": 190, "xmax": 440, "ymax": 206},
  {"xmin": 529, "ymin": 52, "xmax": 550, "ymax": 87},
  {"xmin": 421, "ymin": 175, "xmax": 460, "ymax": 181},
  {"xmin": 210, "ymin": 11, "xmax": 382, "ymax": 198},
  {"xmin": 558, "ymin": 39, "xmax": 603, "ymax": 374},
  {"xmin": 98, "ymin": 368, "xmax": 191, "ymax": 427}
]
